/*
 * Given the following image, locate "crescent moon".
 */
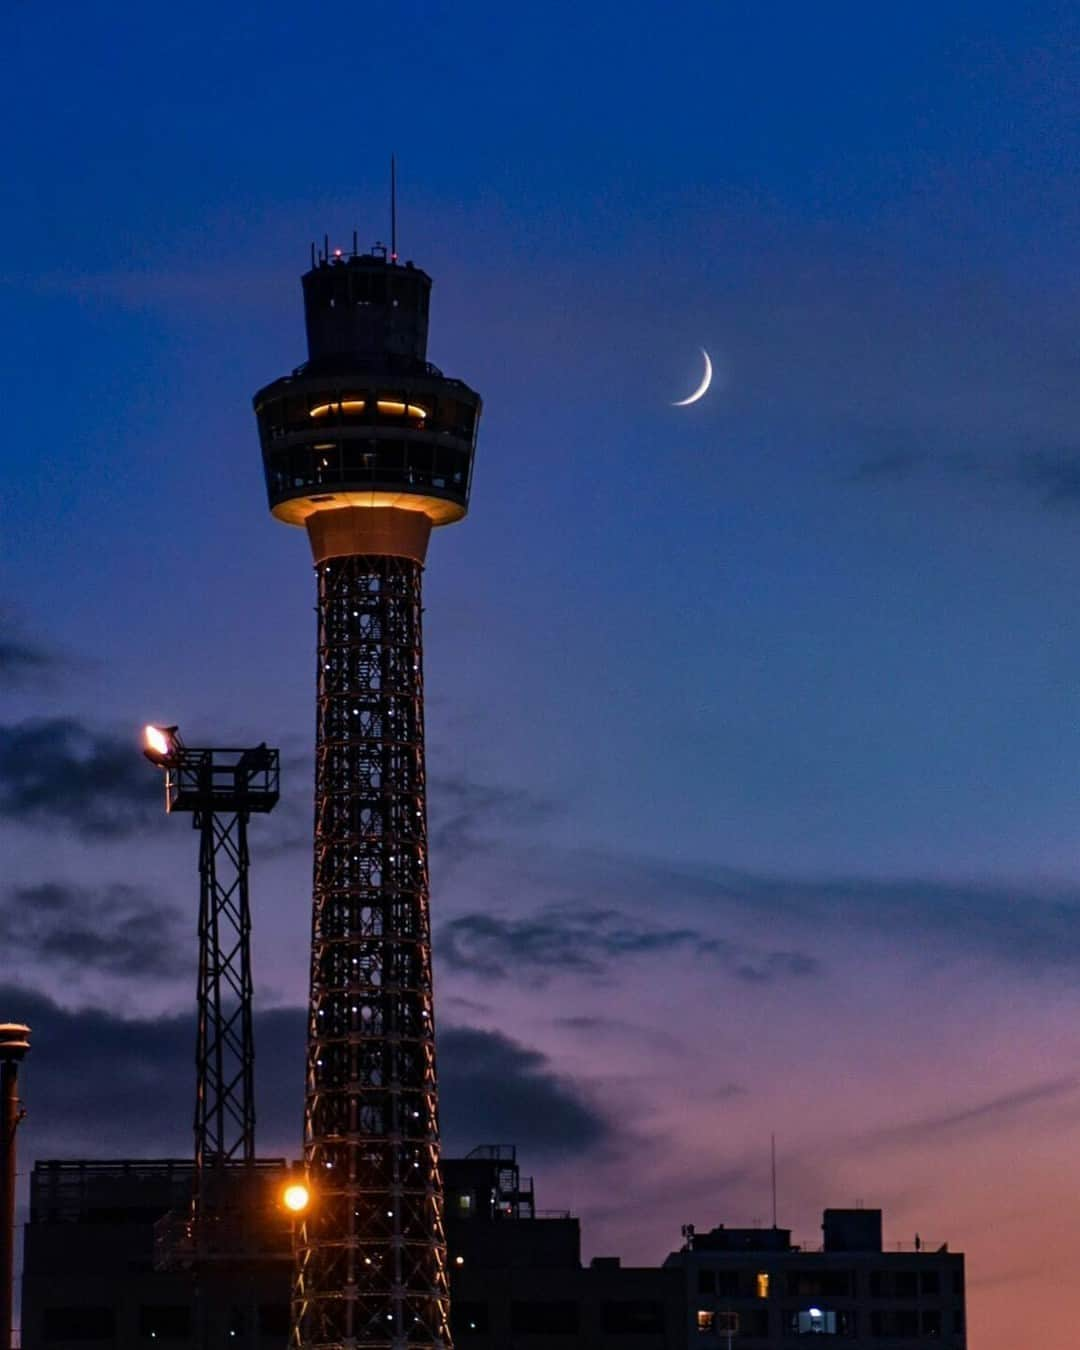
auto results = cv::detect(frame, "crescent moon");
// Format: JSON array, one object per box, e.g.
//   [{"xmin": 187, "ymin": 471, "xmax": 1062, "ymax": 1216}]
[{"xmin": 672, "ymin": 348, "xmax": 713, "ymax": 406}]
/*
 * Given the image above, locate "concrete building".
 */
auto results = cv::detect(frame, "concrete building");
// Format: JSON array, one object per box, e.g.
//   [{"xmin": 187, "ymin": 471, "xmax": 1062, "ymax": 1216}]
[
  {"xmin": 22, "ymin": 1159, "xmax": 293, "ymax": 1348},
  {"xmin": 21, "ymin": 1149, "xmax": 965, "ymax": 1348},
  {"xmin": 667, "ymin": 1209, "xmax": 965, "ymax": 1346}
]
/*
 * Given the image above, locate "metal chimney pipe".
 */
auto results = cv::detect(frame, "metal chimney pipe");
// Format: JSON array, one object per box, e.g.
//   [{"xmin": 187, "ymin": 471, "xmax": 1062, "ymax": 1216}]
[{"xmin": 0, "ymin": 1025, "xmax": 29, "ymax": 1350}]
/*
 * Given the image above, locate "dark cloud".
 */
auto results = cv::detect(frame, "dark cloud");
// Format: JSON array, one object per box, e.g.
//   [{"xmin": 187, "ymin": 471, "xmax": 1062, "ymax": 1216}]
[
  {"xmin": 3, "ymin": 986, "xmax": 607, "ymax": 1165},
  {"xmin": 846, "ymin": 443, "xmax": 1080, "ymax": 513},
  {"xmin": 541, "ymin": 850, "xmax": 1080, "ymax": 983},
  {"xmin": 1017, "ymin": 449, "xmax": 1080, "ymax": 507},
  {"xmin": 0, "ymin": 635, "xmax": 56, "ymax": 685},
  {"xmin": 0, "ymin": 882, "xmax": 185, "ymax": 979},
  {"xmin": 3, "ymin": 986, "xmax": 215, "ymax": 1159},
  {"xmin": 0, "ymin": 718, "xmax": 158, "ymax": 837},
  {"xmin": 713, "ymin": 870, "xmax": 1080, "ymax": 978},
  {"xmin": 438, "ymin": 1025, "xmax": 611, "ymax": 1159},
  {"xmin": 438, "ymin": 905, "xmax": 820, "ymax": 986}
]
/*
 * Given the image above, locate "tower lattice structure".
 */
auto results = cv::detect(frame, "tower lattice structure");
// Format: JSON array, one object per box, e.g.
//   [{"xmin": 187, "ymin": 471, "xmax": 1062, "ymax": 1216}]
[
  {"xmin": 146, "ymin": 735, "xmax": 280, "ymax": 1262},
  {"xmin": 254, "ymin": 239, "xmax": 482, "ymax": 1350}
]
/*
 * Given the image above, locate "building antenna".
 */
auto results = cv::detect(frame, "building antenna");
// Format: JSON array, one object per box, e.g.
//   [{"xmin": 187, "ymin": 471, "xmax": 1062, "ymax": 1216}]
[
  {"xmin": 771, "ymin": 1133, "xmax": 778, "ymax": 1228},
  {"xmin": 391, "ymin": 154, "xmax": 398, "ymax": 261}
]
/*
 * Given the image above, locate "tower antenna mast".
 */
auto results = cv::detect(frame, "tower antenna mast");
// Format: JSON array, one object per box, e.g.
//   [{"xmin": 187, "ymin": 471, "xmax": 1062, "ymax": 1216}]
[
  {"xmin": 771, "ymin": 1133, "xmax": 778, "ymax": 1228},
  {"xmin": 391, "ymin": 154, "xmax": 398, "ymax": 261}
]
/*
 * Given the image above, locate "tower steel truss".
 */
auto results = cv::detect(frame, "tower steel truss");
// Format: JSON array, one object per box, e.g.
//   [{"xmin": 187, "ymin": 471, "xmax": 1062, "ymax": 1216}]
[
  {"xmin": 254, "ymin": 236, "xmax": 482, "ymax": 1350},
  {"xmin": 293, "ymin": 554, "xmax": 448, "ymax": 1349},
  {"xmin": 195, "ymin": 791, "xmax": 257, "ymax": 1178},
  {"xmin": 147, "ymin": 736, "xmax": 279, "ymax": 1245}
]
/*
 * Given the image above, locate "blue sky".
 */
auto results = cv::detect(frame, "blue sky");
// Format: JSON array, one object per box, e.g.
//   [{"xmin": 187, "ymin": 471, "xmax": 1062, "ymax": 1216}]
[{"xmin": 2, "ymin": 3, "xmax": 1080, "ymax": 1344}]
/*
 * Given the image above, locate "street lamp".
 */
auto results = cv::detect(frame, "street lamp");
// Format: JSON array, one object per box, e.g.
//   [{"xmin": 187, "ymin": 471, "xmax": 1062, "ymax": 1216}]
[{"xmin": 282, "ymin": 1183, "xmax": 311, "ymax": 1215}]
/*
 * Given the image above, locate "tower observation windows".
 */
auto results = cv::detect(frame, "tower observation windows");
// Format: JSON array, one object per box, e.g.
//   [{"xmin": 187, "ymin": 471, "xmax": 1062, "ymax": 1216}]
[
  {"xmin": 309, "ymin": 398, "xmax": 429, "ymax": 423},
  {"xmin": 255, "ymin": 374, "xmax": 480, "ymax": 517},
  {"xmin": 258, "ymin": 386, "xmax": 478, "ymax": 443}
]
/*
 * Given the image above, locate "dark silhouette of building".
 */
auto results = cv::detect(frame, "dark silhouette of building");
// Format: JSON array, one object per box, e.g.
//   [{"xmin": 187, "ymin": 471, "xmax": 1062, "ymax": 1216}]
[
  {"xmin": 21, "ymin": 1146, "xmax": 966, "ymax": 1349},
  {"xmin": 21, "ymin": 1159, "xmax": 293, "ymax": 1348},
  {"xmin": 667, "ymin": 1208, "xmax": 965, "ymax": 1346},
  {"xmin": 253, "ymin": 237, "xmax": 482, "ymax": 1348}
]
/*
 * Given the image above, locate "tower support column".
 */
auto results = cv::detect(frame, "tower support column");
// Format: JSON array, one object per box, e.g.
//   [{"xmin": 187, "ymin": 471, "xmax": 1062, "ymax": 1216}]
[
  {"xmin": 294, "ymin": 549, "xmax": 449, "ymax": 1350},
  {"xmin": 253, "ymin": 238, "xmax": 482, "ymax": 1350}
]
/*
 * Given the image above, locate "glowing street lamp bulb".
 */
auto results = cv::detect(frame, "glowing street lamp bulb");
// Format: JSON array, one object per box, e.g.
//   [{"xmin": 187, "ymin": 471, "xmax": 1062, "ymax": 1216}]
[
  {"xmin": 283, "ymin": 1183, "xmax": 310, "ymax": 1213},
  {"xmin": 145, "ymin": 725, "xmax": 171, "ymax": 758}
]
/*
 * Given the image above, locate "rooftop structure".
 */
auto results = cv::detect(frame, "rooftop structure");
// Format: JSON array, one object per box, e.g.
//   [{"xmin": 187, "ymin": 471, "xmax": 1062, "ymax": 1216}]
[{"xmin": 669, "ymin": 1210, "xmax": 964, "ymax": 1345}]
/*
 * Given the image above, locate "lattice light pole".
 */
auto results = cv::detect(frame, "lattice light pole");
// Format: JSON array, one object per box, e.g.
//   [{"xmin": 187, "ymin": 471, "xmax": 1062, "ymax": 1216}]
[
  {"xmin": 143, "ymin": 725, "xmax": 280, "ymax": 1241},
  {"xmin": 253, "ymin": 238, "xmax": 481, "ymax": 1349}
]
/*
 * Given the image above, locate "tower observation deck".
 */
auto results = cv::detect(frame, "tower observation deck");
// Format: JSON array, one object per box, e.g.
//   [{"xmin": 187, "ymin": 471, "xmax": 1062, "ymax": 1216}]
[{"xmin": 254, "ymin": 240, "xmax": 481, "ymax": 1350}]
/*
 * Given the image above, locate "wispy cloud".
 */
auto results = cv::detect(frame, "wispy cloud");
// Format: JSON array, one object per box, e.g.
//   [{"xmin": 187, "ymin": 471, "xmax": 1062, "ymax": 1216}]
[
  {"xmin": 516, "ymin": 850, "xmax": 1080, "ymax": 983},
  {"xmin": 0, "ymin": 882, "xmax": 185, "ymax": 980},
  {"xmin": 0, "ymin": 984, "xmax": 609, "ymax": 1163},
  {"xmin": 429, "ymin": 775, "xmax": 558, "ymax": 868},
  {"xmin": 1016, "ymin": 449, "xmax": 1080, "ymax": 508},
  {"xmin": 0, "ymin": 718, "xmax": 158, "ymax": 837},
  {"xmin": 0, "ymin": 612, "xmax": 62, "ymax": 686},
  {"xmin": 865, "ymin": 1075, "xmax": 1080, "ymax": 1148},
  {"xmin": 438, "ymin": 904, "xmax": 819, "ymax": 986}
]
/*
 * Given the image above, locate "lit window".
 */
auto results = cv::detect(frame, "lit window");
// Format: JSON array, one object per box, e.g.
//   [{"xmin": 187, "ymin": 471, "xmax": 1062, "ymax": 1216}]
[
  {"xmin": 697, "ymin": 1310, "xmax": 715, "ymax": 1334},
  {"xmin": 795, "ymin": 1307, "xmax": 837, "ymax": 1334},
  {"xmin": 756, "ymin": 1272, "xmax": 770, "ymax": 1299}
]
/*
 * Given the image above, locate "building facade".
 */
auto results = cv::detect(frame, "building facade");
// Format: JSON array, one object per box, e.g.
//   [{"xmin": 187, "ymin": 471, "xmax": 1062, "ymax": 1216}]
[
  {"xmin": 23, "ymin": 1149, "xmax": 966, "ymax": 1349},
  {"xmin": 666, "ymin": 1209, "xmax": 965, "ymax": 1347}
]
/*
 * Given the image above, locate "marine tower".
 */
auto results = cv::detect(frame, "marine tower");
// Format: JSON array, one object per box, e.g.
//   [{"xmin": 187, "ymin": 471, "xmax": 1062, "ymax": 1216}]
[{"xmin": 254, "ymin": 239, "xmax": 481, "ymax": 1349}]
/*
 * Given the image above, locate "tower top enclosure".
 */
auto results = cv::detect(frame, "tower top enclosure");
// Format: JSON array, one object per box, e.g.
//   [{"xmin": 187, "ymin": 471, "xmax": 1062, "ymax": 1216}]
[
  {"xmin": 302, "ymin": 246, "xmax": 432, "ymax": 371},
  {"xmin": 254, "ymin": 240, "xmax": 482, "ymax": 564}
]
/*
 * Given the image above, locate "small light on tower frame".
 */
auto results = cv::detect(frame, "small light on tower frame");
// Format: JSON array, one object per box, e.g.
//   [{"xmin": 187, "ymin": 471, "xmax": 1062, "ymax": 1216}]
[{"xmin": 282, "ymin": 1182, "xmax": 311, "ymax": 1214}]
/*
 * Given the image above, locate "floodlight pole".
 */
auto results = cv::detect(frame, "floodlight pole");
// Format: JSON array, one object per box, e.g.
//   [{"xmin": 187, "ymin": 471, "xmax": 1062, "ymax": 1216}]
[
  {"xmin": 144, "ymin": 731, "xmax": 279, "ymax": 1249},
  {"xmin": 0, "ymin": 1025, "xmax": 29, "ymax": 1350}
]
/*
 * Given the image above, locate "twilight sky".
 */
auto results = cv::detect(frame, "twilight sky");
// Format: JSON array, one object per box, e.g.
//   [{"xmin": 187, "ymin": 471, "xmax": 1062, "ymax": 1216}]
[{"xmin": 2, "ymin": 2, "xmax": 1080, "ymax": 1344}]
